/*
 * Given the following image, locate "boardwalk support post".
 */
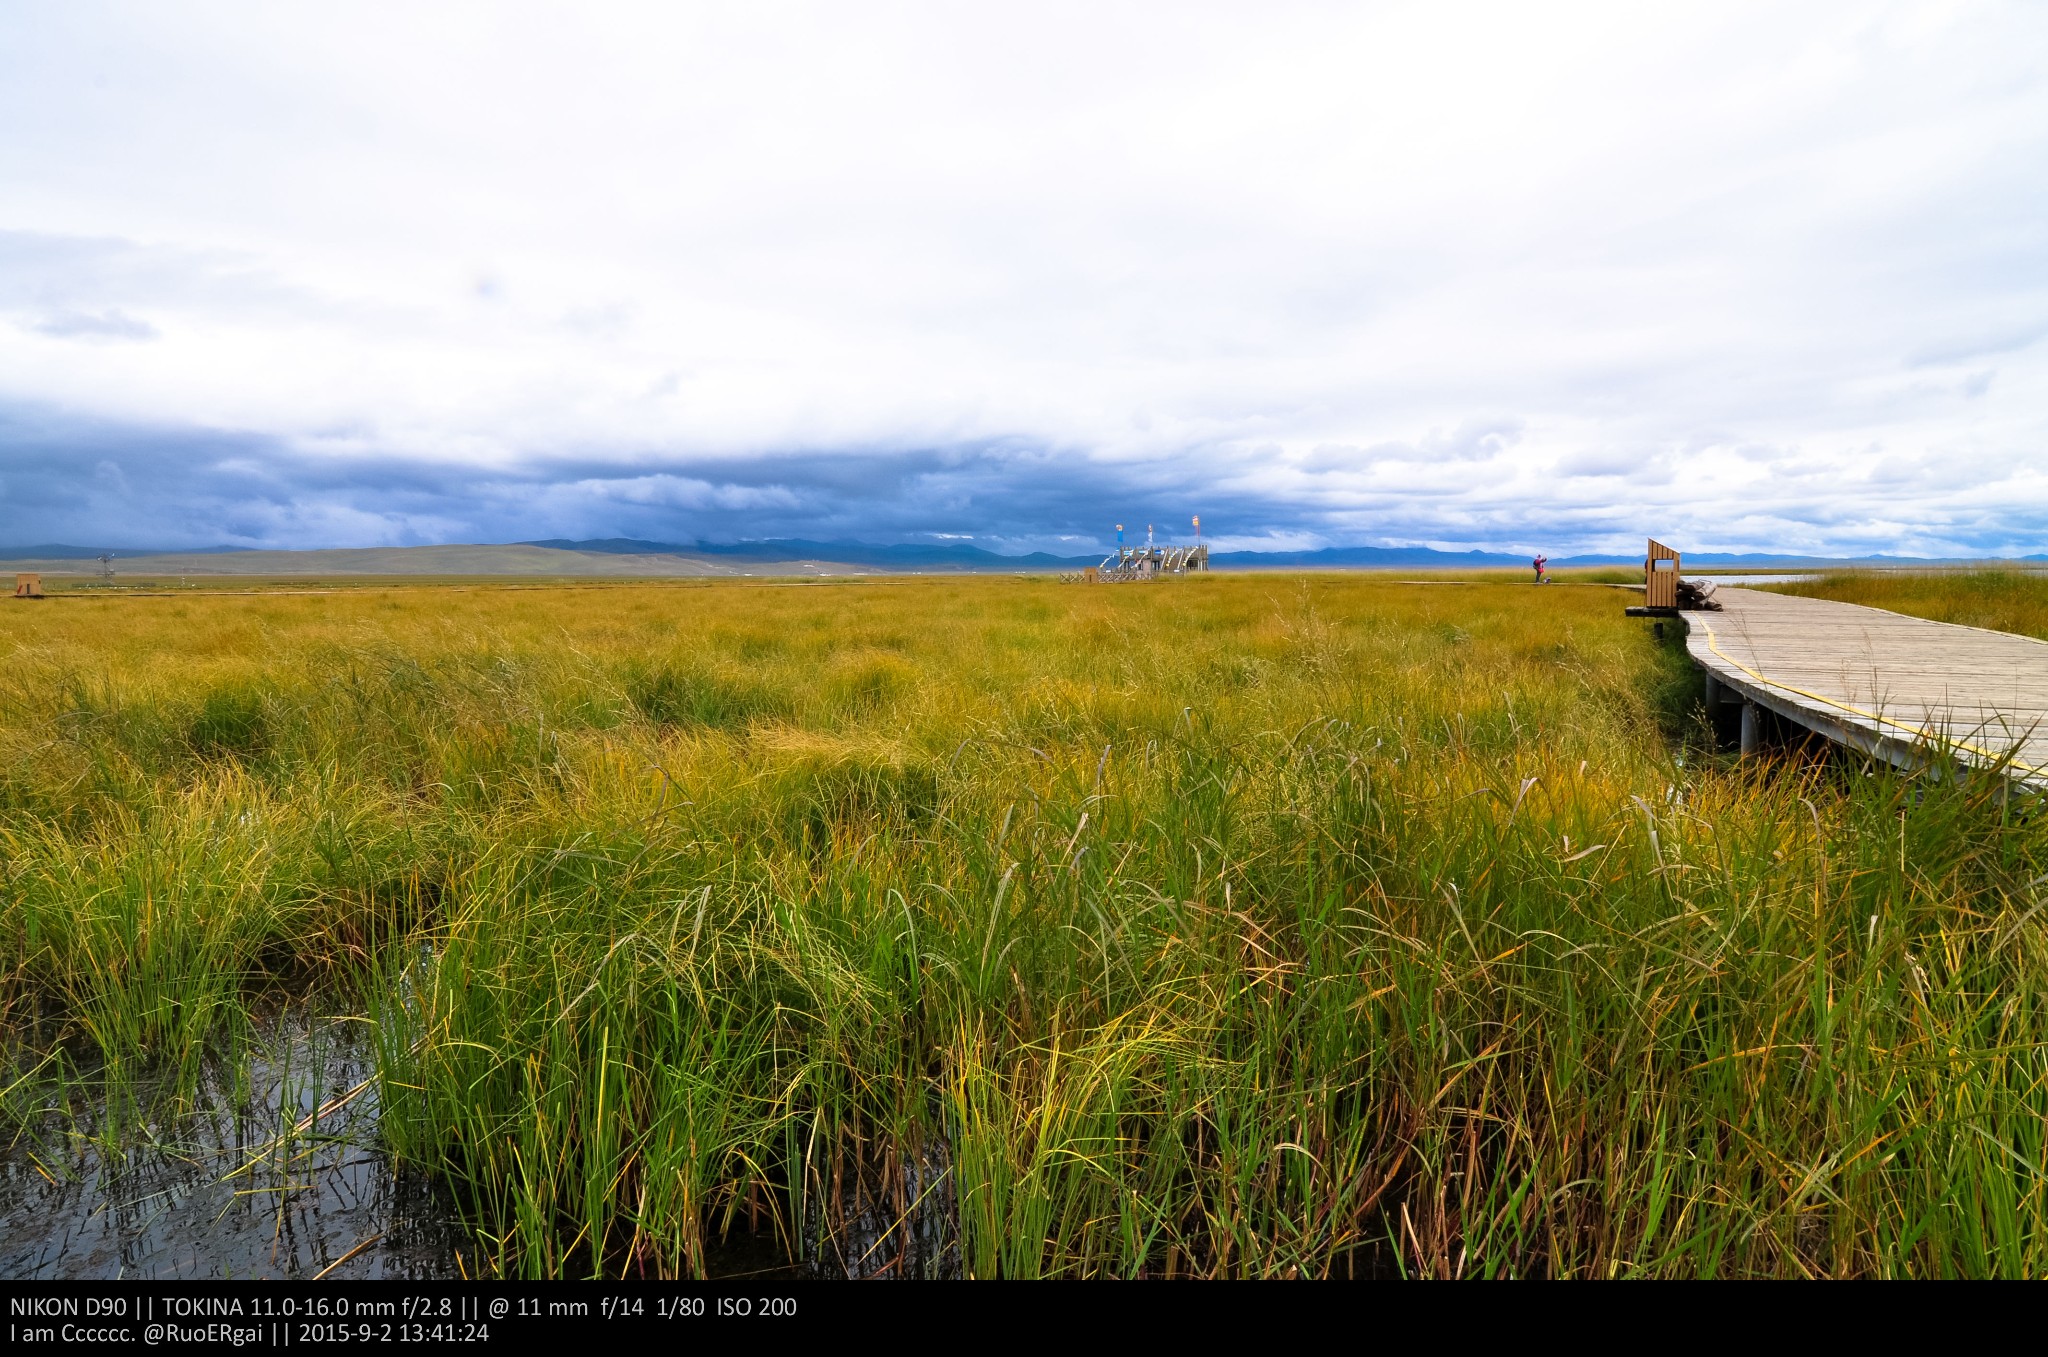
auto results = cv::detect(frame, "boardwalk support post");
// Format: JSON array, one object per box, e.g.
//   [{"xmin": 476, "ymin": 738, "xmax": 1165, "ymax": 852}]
[
  {"xmin": 1740, "ymin": 702, "xmax": 1759, "ymax": 758},
  {"xmin": 1704, "ymin": 673, "xmax": 1721, "ymax": 707}
]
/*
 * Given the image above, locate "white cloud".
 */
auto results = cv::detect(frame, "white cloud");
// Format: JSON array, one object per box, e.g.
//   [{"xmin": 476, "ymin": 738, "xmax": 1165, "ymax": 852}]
[
  {"xmin": 0, "ymin": 1, "xmax": 2043, "ymax": 553},
  {"xmin": 25, "ymin": 308, "xmax": 158, "ymax": 342}
]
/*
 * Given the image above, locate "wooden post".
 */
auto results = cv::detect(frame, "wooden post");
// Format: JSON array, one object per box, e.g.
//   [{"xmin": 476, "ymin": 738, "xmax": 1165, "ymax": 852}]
[
  {"xmin": 1740, "ymin": 702, "xmax": 1759, "ymax": 758},
  {"xmin": 1704, "ymin": 673, "xmax": 1721, "ymax": 707},
  {"xmin": 1645, "ymin": 539, "xmax": 1681, "ymax": 609}
]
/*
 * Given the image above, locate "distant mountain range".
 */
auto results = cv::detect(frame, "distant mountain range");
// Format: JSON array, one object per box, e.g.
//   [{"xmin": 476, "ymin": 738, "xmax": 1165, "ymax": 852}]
[
  {"xmin": 521, "ymin": 538, "xmax": 2048, "ymax": 571},
  {"xmin": 0, "ymin": 543, "xmax": 256, "ymax": 560},
  {"xmin": 520, "ymin": 536, "xmax": 1548, "ymax": 569},
  {"xmin": 1, "ymin": 537, "xmax": 2042, "ymax": 575},
  {"xmin": 520, "ymin": 537, "xmax": 1100, "ymax": 569}
]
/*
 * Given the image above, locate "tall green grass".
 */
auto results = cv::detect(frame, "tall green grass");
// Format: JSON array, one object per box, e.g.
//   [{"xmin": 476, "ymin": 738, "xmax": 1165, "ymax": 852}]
[{"xmin": 4, "ymin": 575, "xmax": 2048, "ymax": 1277}]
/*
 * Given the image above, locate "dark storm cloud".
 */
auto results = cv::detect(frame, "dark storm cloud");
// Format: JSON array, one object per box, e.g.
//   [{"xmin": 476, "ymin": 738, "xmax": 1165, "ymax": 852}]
[
  {"xmin": 9, "ymin": 401, "xmax": 2048, "ymax": 560},
  {"xmin": 0, "ymin": 404, "xmax": 1283, "ymax": 552}
]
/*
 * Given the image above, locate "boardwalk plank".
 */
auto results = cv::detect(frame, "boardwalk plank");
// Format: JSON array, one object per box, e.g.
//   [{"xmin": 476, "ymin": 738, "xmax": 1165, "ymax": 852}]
[{"xmin": 1683, "ymin": 588, "xmax": 2048, "ymax": 781}]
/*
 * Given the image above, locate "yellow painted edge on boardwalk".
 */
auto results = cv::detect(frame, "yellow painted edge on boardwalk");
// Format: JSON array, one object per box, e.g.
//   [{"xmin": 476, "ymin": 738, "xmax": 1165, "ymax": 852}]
[{"xmin": 1691, "ymin": 610, "xmax": 2047, "ymax": 779}]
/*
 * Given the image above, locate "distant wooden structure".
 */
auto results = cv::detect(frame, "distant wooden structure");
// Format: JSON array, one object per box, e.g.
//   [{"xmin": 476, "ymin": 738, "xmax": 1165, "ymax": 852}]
[
  {"xmin": 1644, "ymin": 538, "xmax": 1681, "ymax": 609},
  {"xmin": 1061, "ymin": 543, "xmax": 1209, "ymax": 584},
  {"xmin": 13, "ymin": 572, "xmax": 42, "ymax": 598}
]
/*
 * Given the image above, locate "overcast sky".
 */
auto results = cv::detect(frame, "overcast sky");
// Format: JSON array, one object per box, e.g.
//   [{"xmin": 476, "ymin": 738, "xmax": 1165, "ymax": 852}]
[{"xmin": 2, "ymin": 2, "xmax": 2044, "ymax": 556}]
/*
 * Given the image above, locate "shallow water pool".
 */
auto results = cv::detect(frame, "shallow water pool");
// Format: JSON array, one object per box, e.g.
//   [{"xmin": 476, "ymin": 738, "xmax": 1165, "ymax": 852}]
[{"xmin": 1, "ymin": 1008, "xmax": 469, "ymax": 1280}]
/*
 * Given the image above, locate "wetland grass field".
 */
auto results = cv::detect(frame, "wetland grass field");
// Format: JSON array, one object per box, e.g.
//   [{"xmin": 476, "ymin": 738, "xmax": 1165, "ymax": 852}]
[{"xmin": 6, "ymin": 571, "xmax": 2048, "ymax": 1278}]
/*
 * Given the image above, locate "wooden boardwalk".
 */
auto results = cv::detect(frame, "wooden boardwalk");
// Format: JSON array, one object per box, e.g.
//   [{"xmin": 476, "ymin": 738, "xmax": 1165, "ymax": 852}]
[{"xmin": 1684, "ymin": 587, "xmax": 2048, "ymax": 784}]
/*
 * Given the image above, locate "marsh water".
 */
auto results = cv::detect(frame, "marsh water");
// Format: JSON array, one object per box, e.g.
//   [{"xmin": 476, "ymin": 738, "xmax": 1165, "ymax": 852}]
[
  {"xmin": 1, "ymin": 1006, "xmax": 954, "ymax": 1279},
  {"xmin": 0, "ymin": 1008, "xmax": 468, "ymax": 1280}
]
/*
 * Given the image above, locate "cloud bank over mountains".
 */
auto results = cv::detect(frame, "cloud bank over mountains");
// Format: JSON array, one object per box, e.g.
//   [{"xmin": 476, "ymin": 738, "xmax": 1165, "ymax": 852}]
[{"xmin": 1, "ymin": 2, "xmax": 2044, "ymax": 557}]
